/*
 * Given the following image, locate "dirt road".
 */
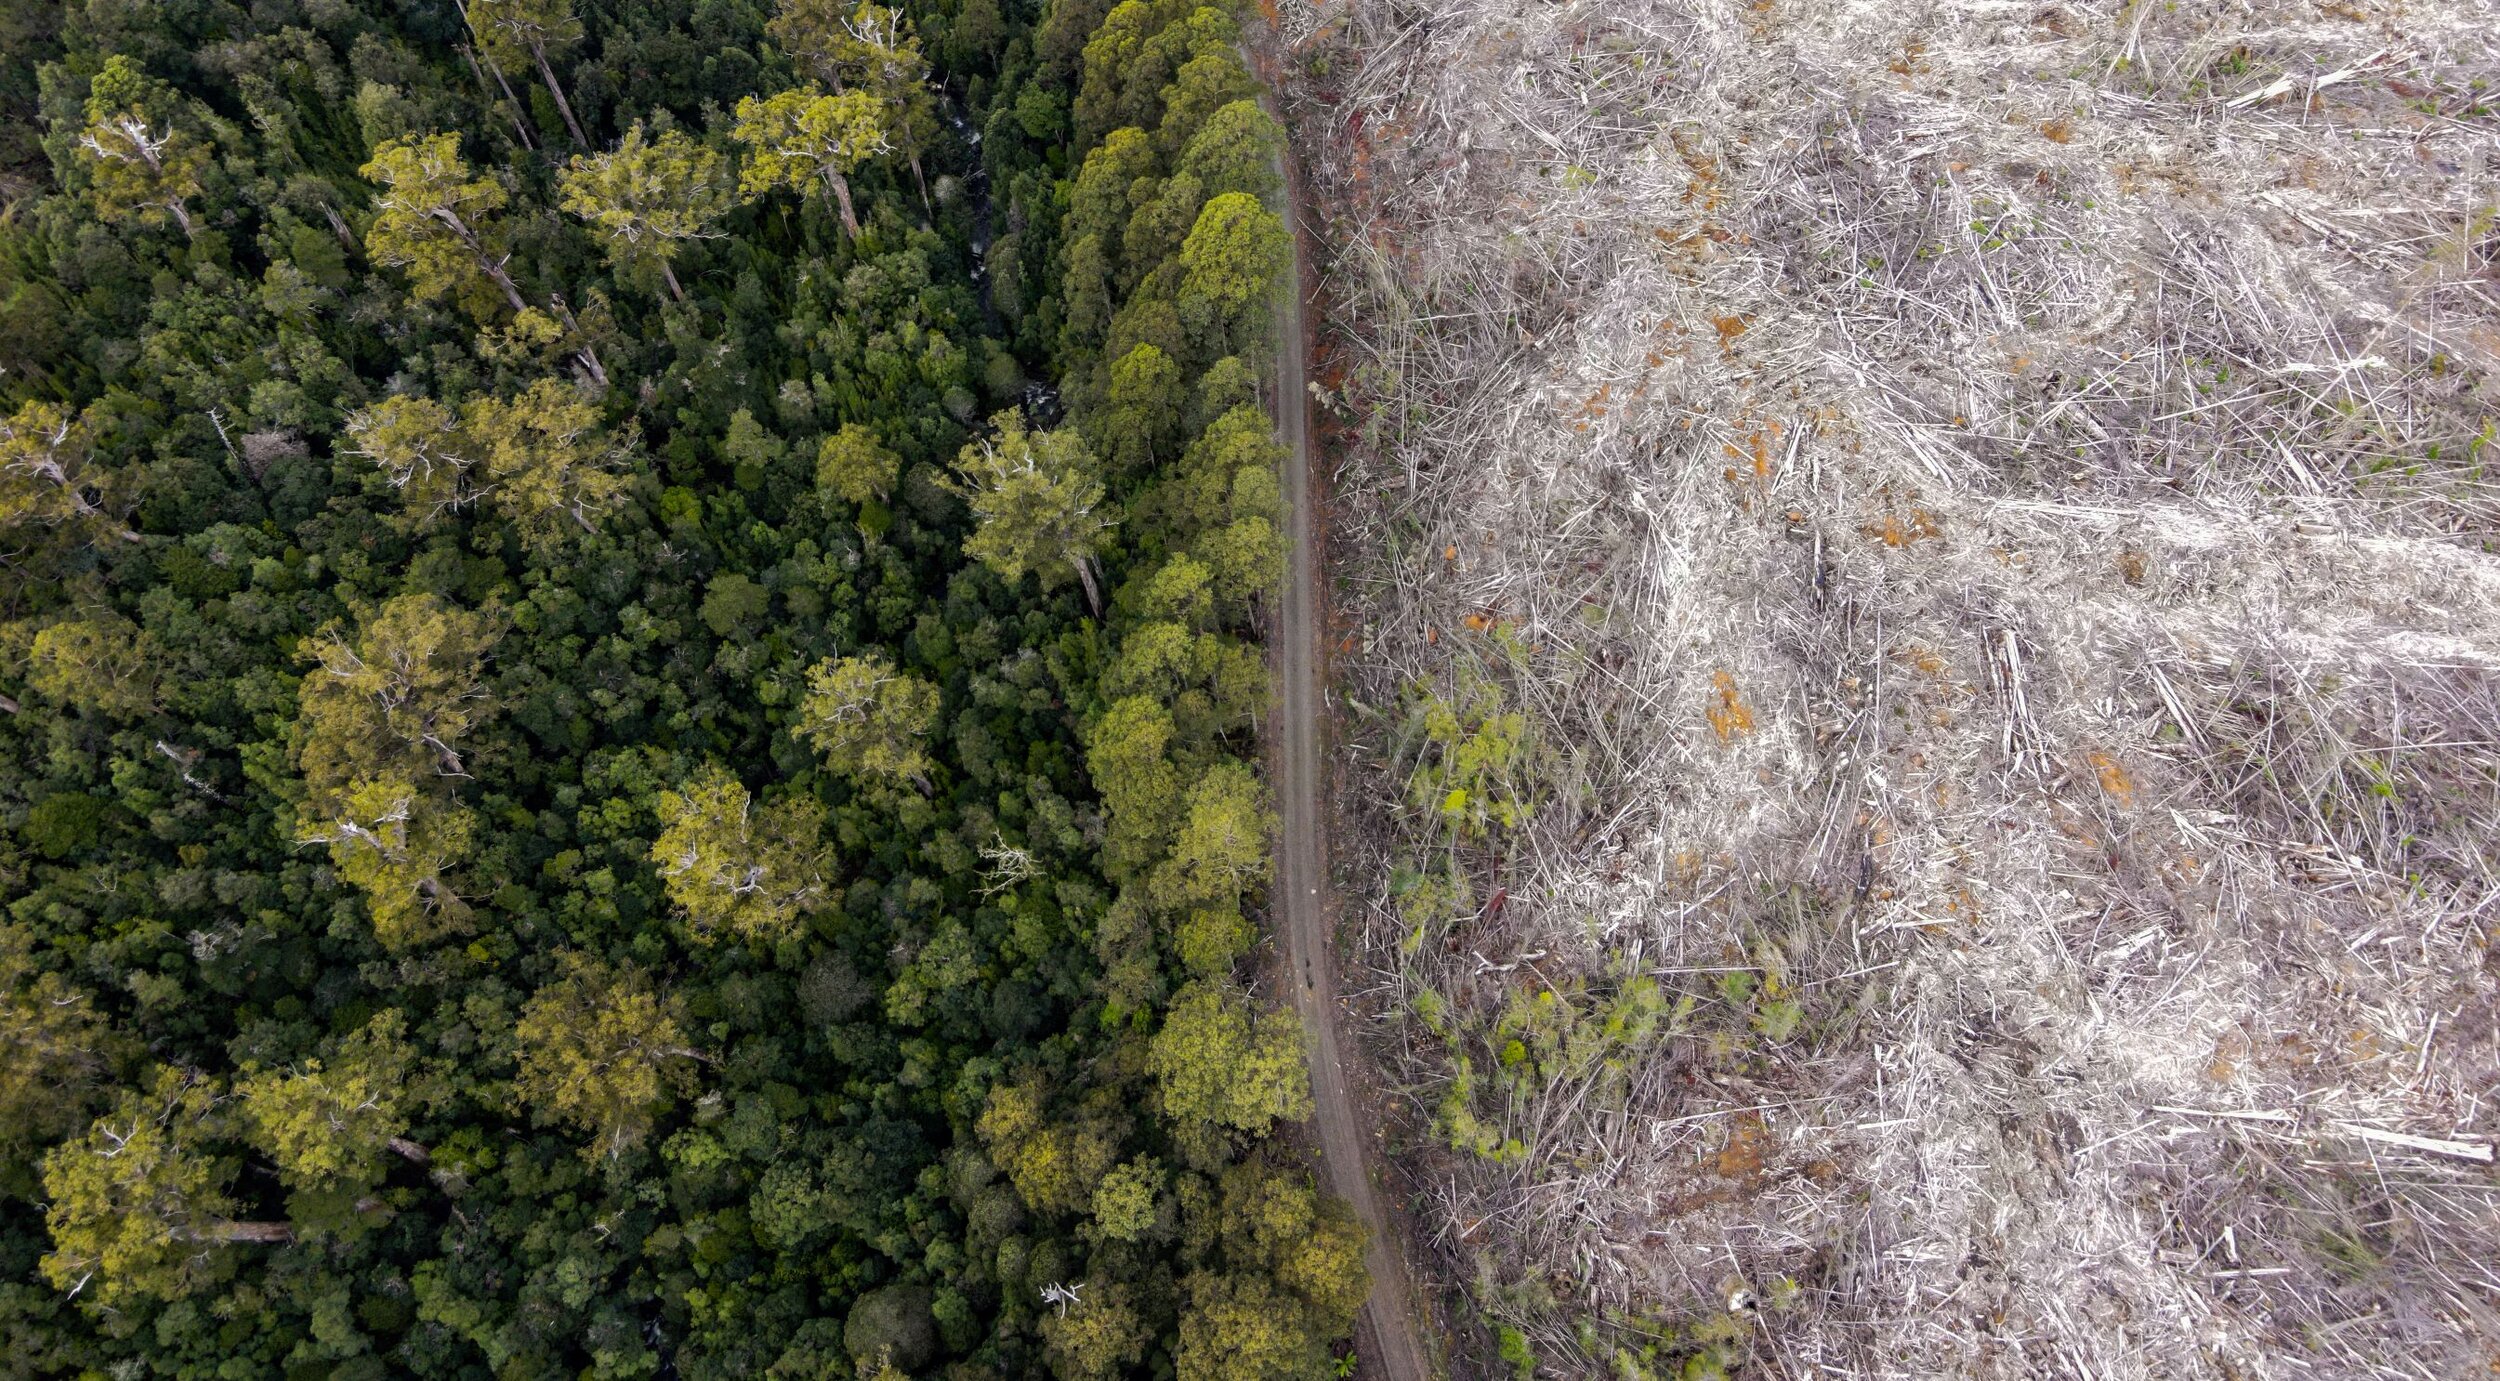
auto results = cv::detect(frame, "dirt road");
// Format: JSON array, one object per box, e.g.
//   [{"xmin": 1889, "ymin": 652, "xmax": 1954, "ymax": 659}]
[{"xmin": 1266, "ymin": 118, "xmax": 1437, "ymax": 1381}]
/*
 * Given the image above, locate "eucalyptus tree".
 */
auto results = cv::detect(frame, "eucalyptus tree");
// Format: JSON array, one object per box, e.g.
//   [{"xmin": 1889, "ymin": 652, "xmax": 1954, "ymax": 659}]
[
  {"xmin": 951, "ymin": 410, "xmax": 1116, "ymax": 616},
  {"xmin": 732, "ymin": 86, "xmax": 887, "ymax": 239},
  {"xmin": 558, "ymin": 124, "xmax": 738, "ymax": 301}
]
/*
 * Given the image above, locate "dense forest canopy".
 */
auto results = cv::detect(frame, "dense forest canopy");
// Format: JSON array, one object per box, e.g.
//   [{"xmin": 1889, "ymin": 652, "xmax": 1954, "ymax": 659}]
[{"xmin": 0, "ymin": 0, "xmax": 1350, "ymax": 1377}]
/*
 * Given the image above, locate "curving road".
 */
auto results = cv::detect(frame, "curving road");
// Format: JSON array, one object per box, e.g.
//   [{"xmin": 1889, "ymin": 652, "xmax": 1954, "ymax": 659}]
[{"xmin": 1265, "ymin": 109, "xmax": 1437, "ymax": 1381}]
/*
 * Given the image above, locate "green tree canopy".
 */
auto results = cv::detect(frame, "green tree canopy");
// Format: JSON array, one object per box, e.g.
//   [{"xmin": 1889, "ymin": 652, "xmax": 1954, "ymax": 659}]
[
  {"xmin": 976, "ymin": 1079, "xmax": 1122, "ymax": 1217},
  {"xmin": 360, "ymin": 133, "xmax": 529, "ymax": 317},
  {"xmin": 732, "ymin": 86, "xmax": 888, "ymax": 238},
  {"xmin": 341, "ymin": 394, "xmax": 480, "ymax": 530},
  {"xmin": 1, "ymin": 941, "xmax": 126, "ymax": 1188},
  {"xmin": 1218, "ymin": 1159, "xmax": 1370, "ymax": 1332},
  {"xmin": 765, "ymin": 0, "xmax": 853, "ymax": 83},
  {"xmin": 952, "ymin": 409, "xmax": 1116, "ymax": 615},
  {"xmin": 345, "ymin": 384, "xmax": 628, "ymax": 548},
  {"xmin": 1174, "ymin": 1269, "xmax": 1330, "ymax": 1381},
  {"xmin": 1155, "ymin": 50, "xmax": 1258, "ymax": 158},
  {"xmin": 650, "ymin": 764, "xmax": 833, "ymax": 946},
  {"xmin": 1066, "ymin": 126, "xmax": 1155, "ymax": 265},
  {"xmin": 0, "ymin": 402, "xmax": 125, "ymax": 556},
  {"xmin": 1120, "ymin": 171, "xmax": 1205, "ymax": 296},
  {"xmin": 843, "ymin": 1281, "xmax": 936, "ymax": 1374},
  {"xmin": 1097, "ymin": 341, "xmax": 1187, "ymax": 477},
  {"xmin": 818, "ymin": 3, "xmax": 938, "ymax": 204},
  {"xmin": 558, "ymin": 124, "xmax": 738, "ymax": 301},
  {"xmin": 459, "ymin": 378, "xmax": 632, "ymax": 554},
  {"xmin": 1176, "ymin": 99, "xmax": 1282, "ymax": 203},
  {"xmin": 41, "ymin": 1070, "xmax": 290, "ymax": 1310},
  {"xmin": 235, "ymin": 1012, "xmax": 427, "ymax": 1194},
  {"xmin": 1086, "ymin": 694, "xmax": 1179, "ymax": 873},
  {"xmin": 1150, "ymin": 759, "xmax": 1270, "ymax": 911},
  {"xmin": 293, "ymin": 592, "xmax": 502, "ymax": 813},
  {"xmin": 25, "ymin": 610, "xmax": 161, "ymax": 719},
  {"xmin": 296, "ymin": 774, "xmax": 479, "ymax": 950},
  {"xmin": 1147, "ymin": 982, "xmax": 1309, "ymax": 1142},
  {"xmin": 465, "ymin": 0, "xmax": 591, "ymax": 145},
  {"xmin": 793, "ymin": 653, "xmax": 941, "ymax": 787},
  {"xmin": 816, "ymin": 422, "xmax": 901, "ymax": 505},
  {"xmin": 1178, "ymin": 191, "xmax": 1290, "ymax": 351},
  {"xmin": 75, "ymin": 55, "xmax": 210, "ymax": 238},
  {"xmin": 514, "ymin": 954, "xmax": 700, "ymax": 1160},
  {"xmin": 1039, "ymin": 1278, "xmax": 1149, "ymax": 1380},
  {"xmin": 1089, "ymin": 1155, "xmax": 1162, "ymax": 1241}
]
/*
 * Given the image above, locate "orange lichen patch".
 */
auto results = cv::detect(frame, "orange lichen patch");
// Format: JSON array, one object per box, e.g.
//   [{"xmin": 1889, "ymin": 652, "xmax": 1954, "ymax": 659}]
[
  {"xmin": 1706, "ymin": 669, "xmax": 1757, "ymax": 740},
  {"xmin": 2046, "ymin": 801, "xmax": 2101, "ymax": 852},
  {"xmin": 1670, "ymin": 128, "xmax": 1723, "ymax": 211},
  {"xmin": 1714, "ymin": 1115, "xmax": 1771, "ymax": 1179},
  {"xmin": 1862, "ymin": 509, "xmax": 1944, "ymax": 547},
  {"xmin": 1563, "ymin": 382, "xmax": 1617, "ymax": 425},
  {"xmin": 1897, "ymin": 643, "xmax": 1949, "ymax": 676},
  {"xmin": 2040, "ymin": 116, "xmax": 2075, "ymax": 143},
  {"xmin": 1443, "ymin": 544, "xmax": 1457, "ymax": 560},
  {"xmin": 1941, "ymin": 882, "xmax": 1982, "ymax": 925},
  {"xmin": 2206, "ymin": 1029, "xmax": 2249, "ymax": 1083},
  {"xmin": 1425, "ymin": 626, "xmax": 1440, "ymax": 645},
  {"xmin": 1889, "ymin": 38, "xmax": 1931, "ymax": 78},
  {"xmin": 1461, "ymin": 612, "xmax": 1495, "ymax": 632},
  {"xmin": 2089, "ymin": 751, "xmax": 2137, "ymax": 806},
  {"xmin": 2117, "ymin": 549, "xmax": 2149, "ymax": 585},
  {"xmin": 1711, "ymin": 314, "xmax": 1751, "ymax": 353}
]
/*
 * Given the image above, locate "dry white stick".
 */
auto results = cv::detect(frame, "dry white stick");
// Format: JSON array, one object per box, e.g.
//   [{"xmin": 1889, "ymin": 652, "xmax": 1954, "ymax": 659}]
[{"xmin": 2333, "ymin": 1124, "xmax": 2495, "ymax": 1165}]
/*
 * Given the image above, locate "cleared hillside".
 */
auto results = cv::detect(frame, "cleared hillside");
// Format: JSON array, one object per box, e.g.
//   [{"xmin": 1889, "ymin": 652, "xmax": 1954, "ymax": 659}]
[{"xmin": 1276, "ymin": 0, "xmax": 2500, "ymax": 1375}]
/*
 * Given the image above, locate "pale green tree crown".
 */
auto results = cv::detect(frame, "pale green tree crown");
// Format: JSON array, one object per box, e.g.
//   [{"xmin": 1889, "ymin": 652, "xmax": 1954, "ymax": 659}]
[
  {"xmin": 558, "ymin": 125, "xmax": 739, "ymax": 287},
  {"xmin": 951, "ymin": 410, "xmax": 1115, "ymax": 597},
  {"xmin": 794, "ymin": 653, "xmax": 940, "ymax": 786}
]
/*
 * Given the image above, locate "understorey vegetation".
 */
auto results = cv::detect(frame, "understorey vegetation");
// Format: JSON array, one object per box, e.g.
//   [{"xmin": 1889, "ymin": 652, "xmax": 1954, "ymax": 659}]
[{"xmin": 0, "ymin": 0, "xmax": 1358, "ymax": 1377}]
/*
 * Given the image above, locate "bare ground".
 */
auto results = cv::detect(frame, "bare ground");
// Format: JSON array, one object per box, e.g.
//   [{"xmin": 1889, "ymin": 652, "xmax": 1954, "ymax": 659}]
[
  {"xmin": 1271, "ymin": 0, "xmax": 2500, "ymax": 1376},
  {"xmin": 1262, "ymin": 64, "xmax": 1441, "ymax": 1381}
]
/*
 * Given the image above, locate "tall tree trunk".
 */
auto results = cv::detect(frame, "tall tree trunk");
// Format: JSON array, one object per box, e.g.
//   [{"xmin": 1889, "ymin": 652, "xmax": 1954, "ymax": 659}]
[
  {"xmin": 531, "ymin": 44, "xmax": 590, "ymax": 148},
  {"xmin": 660, "ymin": 259, "xmax": 687, "ymax": 302},
  {"xmin": 1074, "ymin": 555, "xmax": 1102, "ymax": 619},
  {"xmin": 452, "ymin": 1, "xmax": 536, "ymax": 149},
  {"xmin": 909, "ymin": 150, "xmax": 930, "ymax": 212},
  {"xmin": 437, "ymin": 210, "xmax": 527, "ymax": 312},
  {"xmin": 387, "ymin": 1137, "xmax": 431, "ymax": 1166},
  {"xmin": 216, "ymin": 1221, "xmax": 295, "ymax": 1244},
  {"xmin": 823, "ymin": 167, "xmax": 861, "ymax": 239},
  {"xmin": 166, "ymin": 198, "xmax": 196, "ymax": 238},
  {"xmin": 547, "ymin": 294, "xmax": 608, "ymax": 387},
  {"xmin": 481, "ymin": 257, "xmax": 529, "ymax": 314},
  {"xmin": 474, "ymin": 48, "xmax": 539, "ymax": 150}
]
